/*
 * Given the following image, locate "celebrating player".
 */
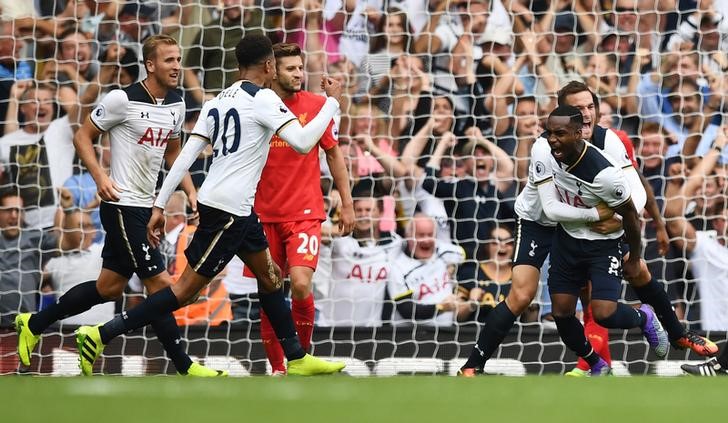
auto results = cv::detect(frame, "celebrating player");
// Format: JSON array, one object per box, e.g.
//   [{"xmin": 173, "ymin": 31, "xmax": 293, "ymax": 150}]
[
  {"xmin": 250, "ymin": 42, "xmax": 355, "ymax": 374},
  {"xmin": 74, "ymin": 34, "xmax": 346, "ymax": 376},
  {"xmin": 15, "ymin": 35, "xmax": 224, "ymax": 376},
  {"xmin": 458, "ymin": 84, "xmax": 717, "ymax": 376},
  {"xmin": 542, "ymin": 106, "xmax": 667, "ymax": 375}
]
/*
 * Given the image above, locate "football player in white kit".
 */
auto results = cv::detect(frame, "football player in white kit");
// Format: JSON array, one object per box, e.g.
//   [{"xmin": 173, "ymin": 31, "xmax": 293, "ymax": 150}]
[
  {"xmin": 76, "ymin": 34, "xmax": 346, "ymax": 376},
  {"xmin": 543, "ymin": 106, "xmax": 668, "ymax": 375},
  {"xmin": 458, "ymin": 85, "xmax": 718, "ymax": 376},
  {"xmin": 15, "ymin": 35, "xmax": 224, "ymax": 377}
]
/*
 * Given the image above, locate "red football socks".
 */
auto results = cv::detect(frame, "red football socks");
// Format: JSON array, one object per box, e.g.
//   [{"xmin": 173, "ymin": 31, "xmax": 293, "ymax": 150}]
[{"xmin": 577, "ymin": 304, "xmax": 612, "ymax": 371}]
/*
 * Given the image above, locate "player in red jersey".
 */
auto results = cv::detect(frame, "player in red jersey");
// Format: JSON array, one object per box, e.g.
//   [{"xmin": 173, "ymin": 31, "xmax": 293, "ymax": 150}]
[{"xmin": 244, "ymin": 43, "xmax": 355, "ymax": 374}]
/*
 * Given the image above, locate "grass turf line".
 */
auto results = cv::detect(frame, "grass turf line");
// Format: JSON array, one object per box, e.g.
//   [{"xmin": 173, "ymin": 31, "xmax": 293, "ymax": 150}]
[{"xmin": 2, "ymin": 375, "xmax": 726, "ymax": 422}]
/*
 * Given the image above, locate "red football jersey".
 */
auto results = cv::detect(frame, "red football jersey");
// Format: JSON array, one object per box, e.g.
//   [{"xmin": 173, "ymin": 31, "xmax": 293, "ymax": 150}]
[
  {"xmin": 254, "ymin": 91, "xmax": 338, "ymax": 223},
  {"xmin": 612, "ymin": 128, "xmax": 638, "ymax": 168}
]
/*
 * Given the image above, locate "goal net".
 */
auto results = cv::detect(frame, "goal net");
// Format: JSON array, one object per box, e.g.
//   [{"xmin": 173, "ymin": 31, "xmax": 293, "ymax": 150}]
[{"xmin": 0, "ymin": 0, "xmax": 726, "ymax": 376}]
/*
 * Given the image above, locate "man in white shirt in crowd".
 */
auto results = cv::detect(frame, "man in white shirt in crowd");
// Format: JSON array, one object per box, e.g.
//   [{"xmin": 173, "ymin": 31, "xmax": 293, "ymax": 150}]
[
  {"xmin": 388, "ymin": 213, "xmax": 472, "ymax": 327},
  {"xmin": 321, "ymin": 195, "xmax": 401, "ymax": 327},
  {"xmin": 666, "ymin": 126, "xmax": 728, "ymax": 376}
]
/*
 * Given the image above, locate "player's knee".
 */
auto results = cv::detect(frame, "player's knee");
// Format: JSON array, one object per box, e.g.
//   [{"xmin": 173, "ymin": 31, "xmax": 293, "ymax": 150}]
[
  {"xmin": 143, "ymin": 274, "xmax": 173, "ymax": 294},
  {"xmin": 506, "ymin": 287, "xmax": 535, "ymax": 315},
  {"xmin": 591, "ymin": 304, "xmax": 618, "ymax": 323},
  {"xmin": 627, "ymin": 261, "xmax": 652, "ymax": 285},
  {"xmin": 96, "ymin": 283, "xmax": 124, "ymax": 301},
  {"xmin": 290, "ymin": 278, "xmax": 312, "ymax": 298}
]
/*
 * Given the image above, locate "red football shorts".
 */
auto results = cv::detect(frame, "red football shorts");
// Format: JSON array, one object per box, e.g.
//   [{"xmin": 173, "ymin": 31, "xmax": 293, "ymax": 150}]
[{"xmin": 243, "ymin": 220, "xmax": 322, "ymax": 278}]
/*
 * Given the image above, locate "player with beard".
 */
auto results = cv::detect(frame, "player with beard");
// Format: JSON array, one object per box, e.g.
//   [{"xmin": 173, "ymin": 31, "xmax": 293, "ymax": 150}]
[{"xmin": 246, "ymin": 43, "xmax": 355, "ymax": 374}]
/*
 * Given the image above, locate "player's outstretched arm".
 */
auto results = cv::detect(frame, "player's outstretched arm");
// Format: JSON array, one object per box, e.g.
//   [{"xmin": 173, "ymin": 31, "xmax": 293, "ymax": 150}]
[{"xmin": 74, "ymin": 117, "xmax": 121, "ymax": 202}]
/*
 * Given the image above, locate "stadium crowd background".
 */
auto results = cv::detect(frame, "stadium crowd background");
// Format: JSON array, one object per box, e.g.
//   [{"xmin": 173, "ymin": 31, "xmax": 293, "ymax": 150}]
[{"xmin": 0, "ymin": 0, "xmax": 726, "ymax": 338}]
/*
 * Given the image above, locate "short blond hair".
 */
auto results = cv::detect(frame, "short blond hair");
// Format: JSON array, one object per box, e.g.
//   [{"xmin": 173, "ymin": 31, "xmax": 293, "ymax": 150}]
[{"xmin": 142, "ymin": 34, "xmax": 178, "ymax": 63}]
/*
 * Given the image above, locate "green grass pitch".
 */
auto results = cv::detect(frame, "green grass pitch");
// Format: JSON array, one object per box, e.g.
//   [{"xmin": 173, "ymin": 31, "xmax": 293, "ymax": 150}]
[{"xmin": 2, "ymin": 375, "xmax": 726, "ymax": 422}]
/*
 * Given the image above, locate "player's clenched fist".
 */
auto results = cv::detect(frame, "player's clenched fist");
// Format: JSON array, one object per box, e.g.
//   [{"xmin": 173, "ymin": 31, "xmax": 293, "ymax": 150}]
[{"xmin": 321, "ymin": 76, "xmax": 343, "ymax": 105}]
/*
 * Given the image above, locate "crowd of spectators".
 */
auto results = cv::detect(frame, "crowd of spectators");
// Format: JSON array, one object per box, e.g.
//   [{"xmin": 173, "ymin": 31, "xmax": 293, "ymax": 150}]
[{"xmin": 0, "ymin": 0, "xmax": 726, "ymax": 332}]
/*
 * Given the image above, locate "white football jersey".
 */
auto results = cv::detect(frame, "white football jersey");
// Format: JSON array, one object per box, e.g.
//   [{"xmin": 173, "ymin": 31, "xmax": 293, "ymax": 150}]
[
  {"xmin": 691, "ymin": 231, "xmax": 728, "ymax": 331},
  {"xmin": 514, "ymin": 136, "xmax": 557, "ymax": 226},
  {"xmin": 515, "ymin": 127, "xmax": 634, "ymax": 226},
  {"xmin": 318, "ymin": 233, "xmax": 402, "ymax": 327},
  {"xmin": 552, "ymin": 144, "xmax": 631, "ymax": 240},
  {"xmin": 191, "ymin": 80, "xmax": 298, "ymax": 216},
  {"xmin": 90, "ymin": 82, "xmax": 185, "ymax": 207},
  {"xmin": 388, "ymin": 242, "xmax": 465, "ymax": 327}
]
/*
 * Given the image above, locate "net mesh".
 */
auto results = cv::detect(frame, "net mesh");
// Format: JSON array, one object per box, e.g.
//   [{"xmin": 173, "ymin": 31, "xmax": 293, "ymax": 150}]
[{"xmin": 0, "ymin": 0, "xmax": 726, "ymax": 376}]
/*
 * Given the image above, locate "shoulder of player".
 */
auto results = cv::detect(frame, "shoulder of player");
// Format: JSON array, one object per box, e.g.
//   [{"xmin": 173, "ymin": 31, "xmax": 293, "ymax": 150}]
[
  {"xmin": 531, "ymin": 137, "xmax": 552, "ymax": 161},
  {"xmin": 567, "ymin": 145, "xmax": 614, "ymax": 183},
  {"xmin": 99, "ymin": 88, "xmax": 130, "ymax": 107},
  {"xmin": 253, "ymin": 87, "xmax": 286, "ymax": 108},
  {"xmin": 592, "ymin": 163, "xmax": 628, "ymax": 191},
  {"xmin": 121, "ymin": 82, "xmax": 183, "ymax": 106}
]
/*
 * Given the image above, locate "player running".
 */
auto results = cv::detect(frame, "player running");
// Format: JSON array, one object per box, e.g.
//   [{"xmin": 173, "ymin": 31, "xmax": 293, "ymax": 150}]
[
  {"xmin": 15, "ymin": 35, "xmax": 224, "ymax": 376},
  {"xmin": 73, "ymin": 34, "xmax": 347, "ymax": 376}
]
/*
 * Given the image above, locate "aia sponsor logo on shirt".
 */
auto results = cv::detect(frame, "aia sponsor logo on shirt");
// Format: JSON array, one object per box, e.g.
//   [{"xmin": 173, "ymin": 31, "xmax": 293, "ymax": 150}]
[
  {"xmin": 347, "ymin": 264, "xmax": 388, "ymax": 283},
  {"xmin": 137, "ymin": 128, "xmax": 172, "ymax": 147},
  {"xmin": 556, "ymin": 186, "xmax": 587, "ymax": 208}
]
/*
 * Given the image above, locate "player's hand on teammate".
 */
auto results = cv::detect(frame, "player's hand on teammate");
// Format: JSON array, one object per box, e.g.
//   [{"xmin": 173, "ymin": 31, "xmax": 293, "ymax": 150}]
[
  {"xmin": 321, "ymin": 75, "xmax": 343, "ymax": 105},
  {"xmin": 96, "ymin": 174, "xmax": 122, "ymax": 202},
  {"xmin": 594, "ymin": 202, "xmax": 614, "ymax": 221},
  {"xmin": 588, "ymin": 216, "xmax": 622, "ymax": 235},
  {"xmin": 623, "ymin": 257, "xmax": 641, "ymax": 280},
  {"xmin": 147, "ymin": 206, "xmax": 165, "ymax": 248}
]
